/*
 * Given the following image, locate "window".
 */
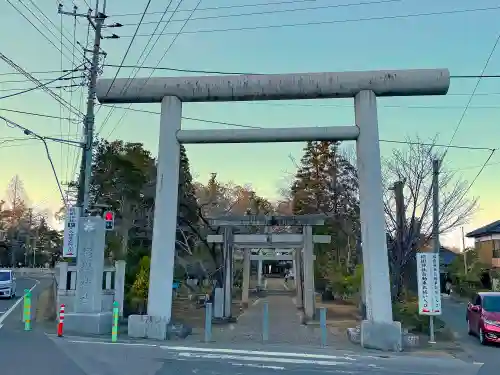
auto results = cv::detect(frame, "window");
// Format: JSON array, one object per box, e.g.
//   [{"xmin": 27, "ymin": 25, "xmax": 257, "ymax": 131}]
[
  {"xmin": 474, "ymin": 294, "xmax": 482, "ymax": 306},
  {"xmin": 493, "ymin": 240, "xmax": 500, "ymax": 258},
  {"xmin": 0, "ymin": 271, "xmax": 12, "ymax": 282},
  {"xmin": 483, "ymin": 296, "xmax": 500, "ymax": 312}
]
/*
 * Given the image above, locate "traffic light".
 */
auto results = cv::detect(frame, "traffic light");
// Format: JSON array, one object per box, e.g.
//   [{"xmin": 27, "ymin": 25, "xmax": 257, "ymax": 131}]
[{"xmin": 104, "ymin": 211, "xmax": 115, "ymax": 231}]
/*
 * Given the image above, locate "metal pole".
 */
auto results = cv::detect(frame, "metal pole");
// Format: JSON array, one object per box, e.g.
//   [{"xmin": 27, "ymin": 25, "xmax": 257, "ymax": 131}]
[
  {"xmin": 204, "ymin": 302, "xmax": 212, "ymax": 342},
  {"xmin": 262, "ymin": 301, "xmax": 269, "ymax": 342},
  {"xmin": 320, "ymin": 307, "xmax": 327, "ymax": 347},
  {"xmin": 430, "ymin": 159, "xmax": 440, "ymax": 344},
  {"xmin": 77, "ymin": 6, "xmax": 105, "ymax": 214}
]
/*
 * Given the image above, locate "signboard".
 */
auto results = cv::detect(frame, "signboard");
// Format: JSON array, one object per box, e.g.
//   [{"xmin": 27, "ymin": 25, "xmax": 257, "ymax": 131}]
[
  {"xmin": 416, "ymin": 253, "xmax": 442, "ymax": 316},
  {"xmin": 62, "ymin": 206, "xmax": 80, "ymax": 258}
]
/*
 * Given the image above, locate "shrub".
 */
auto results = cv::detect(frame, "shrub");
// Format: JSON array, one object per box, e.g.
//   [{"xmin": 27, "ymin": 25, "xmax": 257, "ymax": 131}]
[
  {"xmin": 393, "ymin": 297, "xmax": 445, "ymax": 333},
  {"xmin": 129, "ymin": 256, "xmax": 150, "ymax": 314}
]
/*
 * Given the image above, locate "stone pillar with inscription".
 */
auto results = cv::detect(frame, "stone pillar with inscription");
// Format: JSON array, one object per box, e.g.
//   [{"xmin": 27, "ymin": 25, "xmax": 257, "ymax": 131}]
[{"xmin": 63, "ymin": 216, "xmax": 113, "ymax": 335}]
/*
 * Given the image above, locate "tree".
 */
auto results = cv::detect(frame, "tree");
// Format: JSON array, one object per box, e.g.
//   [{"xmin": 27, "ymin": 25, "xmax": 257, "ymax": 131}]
[
  {"xmin": 1, "ymin": 175, "xmax": 29, "ymax": 230},
  {"xmin": 290, "ymin": 141, "xmax": 360, "ymax": 277},
  {"xmin": 130, "ymin": 255, "xmax": 150, "ymax": 314},
  {"xmin": 34, "ymin": 218, "xmax": 63, "ymax": 266},
  {"xmin": 382, "ymin": 137, "xmax": 478, "ymax": 298}
]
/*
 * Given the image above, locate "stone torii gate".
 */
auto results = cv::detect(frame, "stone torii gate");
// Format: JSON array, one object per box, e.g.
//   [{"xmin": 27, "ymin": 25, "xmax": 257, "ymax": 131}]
[
  {"xmin": 206, "ymin": 214, "xmax": 330, "ymax": 320},
  {"xmin": 96, "ymin": 68, "xmax": 450, "ymax": 350}
]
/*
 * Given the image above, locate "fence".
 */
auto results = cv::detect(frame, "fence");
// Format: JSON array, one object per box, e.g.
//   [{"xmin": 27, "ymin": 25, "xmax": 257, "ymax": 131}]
[{"xmin": 55, "ymin": 261, "xmax": 126, "ymax": 316}]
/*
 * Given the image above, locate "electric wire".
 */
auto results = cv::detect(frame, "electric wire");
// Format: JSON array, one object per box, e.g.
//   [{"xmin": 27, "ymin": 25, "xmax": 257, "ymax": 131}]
[
  {"xmin": 101, "ymin": 63, "xmax": 500, "ymax": 79},
  {"xmin": 113, "ymin": 0, "xmax": 321, "ymax": 17},
  {"xmin": 96, "ymin": 0, "xmax": 177, "ymax": 130},
  {"xmin": 0, "ymin": 115, "xmax": 80, "ymax": 206},
  {"xmin": 98, "ymin": 104, "xmax": 496, "ymax": 153},
  {"xmin": 5, "ymin": 0, "xmax": 78, "ymax": 63},
  {"xmin": 102, "ymin": 0, "xmax": 154, "ymax": 99},
  {"xmin": 117, "ymin": 5, "xmax": 500, "ymax": 37},
  {"xmin": 118, "ymin": 0, "xmax": 404, "ymax": 26},
  {"xmin": 441, "ymin": 32, "xmax": 500, "ymax": 161},
  {"xmin": 0, "ymin": 52, "xmax": 85, "ymax": 117},
  {"xmin": 0, "ymin": 107, "xmax": 77, "ymax": 121},
  {"xmin": 105, "ymin": 0, "xmax": 202, "ymax": 139}
]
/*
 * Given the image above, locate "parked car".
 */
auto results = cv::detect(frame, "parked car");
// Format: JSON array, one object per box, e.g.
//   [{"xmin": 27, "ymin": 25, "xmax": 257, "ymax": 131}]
[
  {"xmin": 466, "ymin": 291, "xmax": 500, "ymax": 344},
  {"xmin": 0, "ymin": 269, "xmax": 16, "ymax": 299}
]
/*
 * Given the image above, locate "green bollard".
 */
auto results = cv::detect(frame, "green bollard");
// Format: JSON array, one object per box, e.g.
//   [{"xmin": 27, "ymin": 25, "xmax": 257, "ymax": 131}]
[
  {"xmin": 111, "ymin": 301, "xmax": 119, "ymax": 342},
  {"xmin": 23, "ymin": 289, "xmax": 31, "ymax": 331}
]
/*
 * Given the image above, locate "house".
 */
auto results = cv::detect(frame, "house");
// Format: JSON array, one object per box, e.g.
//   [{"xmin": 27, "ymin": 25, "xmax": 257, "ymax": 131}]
[
  {"xmin": 419, "ymin": 244, "xmax": 459, "ymax": 270},
  {"xmin": 466, "ymin": 220, "xmax": 500, "ymax": 269}
]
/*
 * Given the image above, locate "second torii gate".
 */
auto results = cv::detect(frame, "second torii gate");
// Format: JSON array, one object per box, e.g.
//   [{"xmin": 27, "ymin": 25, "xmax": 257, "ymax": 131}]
[{"xmin": 207, "ymin": 215, "xmax": 330, "ymax": 320}]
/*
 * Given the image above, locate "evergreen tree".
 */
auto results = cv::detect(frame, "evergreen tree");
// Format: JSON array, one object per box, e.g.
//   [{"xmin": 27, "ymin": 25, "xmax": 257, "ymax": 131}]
[
  {"xmin": 291, "ymin": 141, "xmax": 360, "ymax": 275},
  {"xmin": 178, "ymin": 145, "xmax": 198, "ymax": 225}
]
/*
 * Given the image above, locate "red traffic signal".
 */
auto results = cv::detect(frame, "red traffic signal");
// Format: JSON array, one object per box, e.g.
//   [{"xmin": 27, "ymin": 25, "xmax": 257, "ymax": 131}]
[{"xmin": 104, "ymin": 211, "xmax": 114, "ymax": 221}]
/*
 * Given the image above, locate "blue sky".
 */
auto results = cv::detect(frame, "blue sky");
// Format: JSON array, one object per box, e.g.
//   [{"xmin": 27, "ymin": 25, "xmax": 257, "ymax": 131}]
[{"xmin": 1, "ymin": 0, "xmax": 500, "ymax": 247}]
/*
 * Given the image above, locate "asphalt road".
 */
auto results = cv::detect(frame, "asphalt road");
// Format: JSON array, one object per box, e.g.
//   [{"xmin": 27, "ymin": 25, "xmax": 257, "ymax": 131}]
[
  {"xmin": 43, "ymin": 337, "xmax": 482, "ymax": 375},
  {"xmin": 0, "ymin": 280, "xmax": 484, "ymax": 375},
  {"xmin": 442, "ymin": 297, "xmax": 499, "ymax": 375}
]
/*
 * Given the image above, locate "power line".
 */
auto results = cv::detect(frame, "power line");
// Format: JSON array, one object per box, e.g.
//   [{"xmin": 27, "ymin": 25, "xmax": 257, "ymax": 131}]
[
  {"xmin": 442, "ymin": 33, "xmax": 500, "ymax": 158},
  {"xmin": 112, "ymin": 0, "xmax": 319, "ymax": 17},
  {"xmin": 5, "ymin": 0, "xmax": 78, "ymax": 63},
  {"xmin": 450, "ymin": 160, "xmax": 500, "ymax": 172},
  {"xmin": 0, "ymin": 68, "xmax": 83, "ymax": 77},
  {"xmin": 102, "ymin": 63, "xmax": 500, "ymax": 80},
  {"xmin": 117, "ymin": 5, "xmax": 500, "ymax": 37},
  {"xmin": 0, "ymin": 115, "xmax": 71, "ymax": 206},
  {"xmin": 97, "ymin": 104, "xmax": 496, "ymax": 152},
  {"xmin": 459, "ymin": 149, "xmax": 497, "ymax": 199},
  {"xmin": 0, "ymin": 52, "xmax": 85, "ymax": 117},
  {"xmin": 432, "ymin": 29, "xmax": 500, "ymax": 202},
  {"xmin": 118, "ymin": 0, "xmax": 403, "ymax": 27},
  {"xmin": 0, "ymin": 74, "xmax": 81, "ymax": 100},
  {"xmin": 0, "ymin": 107, "xmax": 77, "ymax": 121},
  {"xmin": 102, "ymin": 0, "xmax": 154, "ymax": 99},
  {"xmin": 104, "ymin": 0, "xmax": 203, "ymax": 138},
  {"xmin": 96, "ymin": 0, "xmax": 179, "ymax": 132}
]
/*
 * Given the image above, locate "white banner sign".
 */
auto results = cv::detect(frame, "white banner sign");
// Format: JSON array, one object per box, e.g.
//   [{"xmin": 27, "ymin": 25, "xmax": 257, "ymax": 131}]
[
  {"xmin": 416, "ymin": 252, "xmax": 442, "ymax": 316},
  {"xmin": 62, "ymin": 206, "xmax": 81, "ymax": 258}
]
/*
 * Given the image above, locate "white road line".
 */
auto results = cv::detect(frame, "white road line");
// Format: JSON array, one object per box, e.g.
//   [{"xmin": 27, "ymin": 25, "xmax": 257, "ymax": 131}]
[
  {"xmin": 230, "ymin": 362, "xmax": 285, "ymax": 370},
  {"xmin": 0, "ymin": 279, "xmax": 39, "ymax": 330},
  {"xmin": 162, "ymin": 346, "xmax": 359, "ymax": 361},
  {"xmin": 178, "ymin": 352, "xmax": 351, "ymax": 366},
  {"xmin": 64, "ymin": 339, "xmax": 368, "ymax": 362}
]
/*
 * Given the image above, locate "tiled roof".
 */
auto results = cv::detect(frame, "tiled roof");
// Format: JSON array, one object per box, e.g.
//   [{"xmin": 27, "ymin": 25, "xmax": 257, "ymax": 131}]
[{"xmin": 466, "ymin": 220, "xmax": 500, "ymax": 238}]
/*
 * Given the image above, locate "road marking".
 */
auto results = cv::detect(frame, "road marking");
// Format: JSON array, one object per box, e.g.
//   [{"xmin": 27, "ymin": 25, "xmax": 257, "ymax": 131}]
[
  {"xmin": 177, "ymin": 352, "xmax": 351, "ymax": 366},
  {"xmin": 230, "ymin": 362, "xmax": 285, "ymax": 370},
  {"xmin": 0, "ymin": 279, "xmax": 39, "ymax": 330},
  {"xmin": 64, "ymin": 339, "xmax": 363, "ymax": 361},
  {"xmin": 162, "ymin": 346, "xmax": 359, "ymax": 361}
]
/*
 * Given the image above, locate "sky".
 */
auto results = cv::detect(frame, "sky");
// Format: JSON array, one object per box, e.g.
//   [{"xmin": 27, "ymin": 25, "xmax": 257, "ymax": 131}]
[{"xmin": 1, "ymin": 0, "xmax": 499, "ymax": 248}]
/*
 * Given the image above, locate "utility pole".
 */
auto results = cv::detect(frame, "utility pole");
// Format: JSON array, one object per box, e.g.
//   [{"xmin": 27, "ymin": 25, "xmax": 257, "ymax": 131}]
[
  {"xmin": 462, "ymin": 226, "xmax": 467, "ymax": 274},
  {"xmin": 58, "ymin": 0, "xmax": 119, "ymax": 215},
  {"xmin": 393, "ymin": 181, "xmax": 406, "ymax": 255},
  {"xmin": 26, "ymin": 208, "xmax": 33, "ymax": 266},
  {"xmin": 430, "ymin": 158, "xmax": 440, "ymax": 344}
]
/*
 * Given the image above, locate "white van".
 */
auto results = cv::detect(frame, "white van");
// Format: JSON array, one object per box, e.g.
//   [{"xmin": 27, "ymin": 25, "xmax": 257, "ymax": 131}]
[{"xmin": 0, "ymin": 269, "xmax": 16, "ymax": 298}]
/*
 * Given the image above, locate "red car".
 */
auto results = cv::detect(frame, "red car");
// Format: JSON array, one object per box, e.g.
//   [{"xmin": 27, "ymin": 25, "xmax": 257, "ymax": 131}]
[{"xmin": 466, "ymin": 291, "xmax": 500, "ymax": 344}]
